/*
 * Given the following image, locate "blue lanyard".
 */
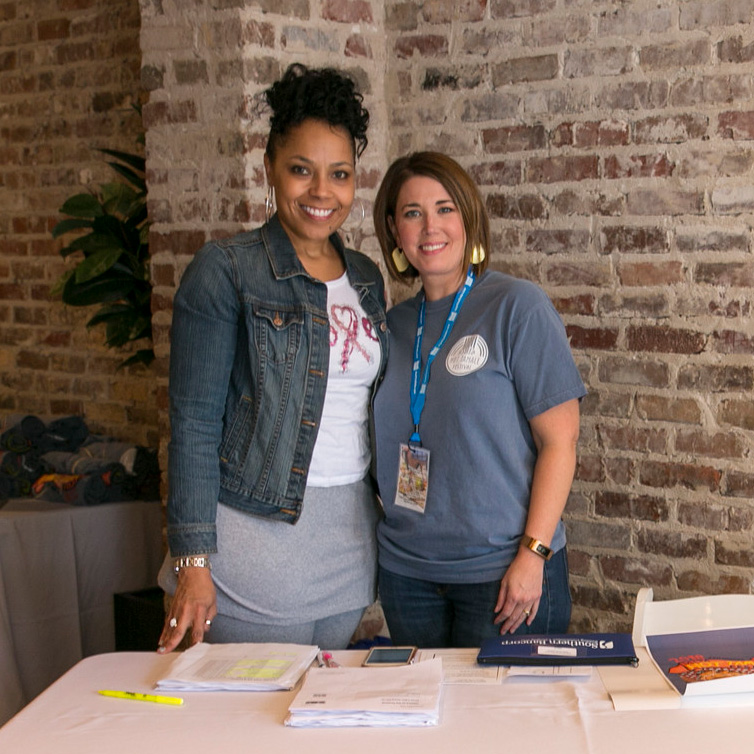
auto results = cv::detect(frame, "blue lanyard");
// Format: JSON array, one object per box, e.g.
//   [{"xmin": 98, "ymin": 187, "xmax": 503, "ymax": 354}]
[{"xmin": 409, "ymin": 266, "xmax": 476, "ymax": 445}]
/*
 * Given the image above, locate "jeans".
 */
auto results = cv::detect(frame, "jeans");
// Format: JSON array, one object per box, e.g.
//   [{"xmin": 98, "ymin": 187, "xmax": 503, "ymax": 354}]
[{"xmin": 378, "ymin": 547, "xmax": 571, "ymax": 648}]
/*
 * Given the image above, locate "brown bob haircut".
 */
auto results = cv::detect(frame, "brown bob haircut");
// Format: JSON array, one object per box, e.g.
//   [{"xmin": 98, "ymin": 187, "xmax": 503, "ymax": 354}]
[{"xmin": 373, "ymin": 151, "xmax": 491, "ymax": 283}]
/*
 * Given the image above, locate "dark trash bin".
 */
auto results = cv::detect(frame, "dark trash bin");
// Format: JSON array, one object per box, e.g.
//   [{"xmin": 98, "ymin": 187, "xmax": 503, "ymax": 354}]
[{"xmin": 114, "ymin": 586, "xmax": 165, "ymax": 651}]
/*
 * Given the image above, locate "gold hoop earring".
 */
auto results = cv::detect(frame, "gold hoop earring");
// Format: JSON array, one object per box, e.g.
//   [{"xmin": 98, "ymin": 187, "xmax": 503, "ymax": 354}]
[
  {"xmin": 265, "ymin": 186, "xmax": 275, "ymax": 222},
  {"xmin": 471, "ymin": 245, "xmax": 486, "ymax": 265},
  {"xmin": 392, "ymin": 247, "xmax": 409, "ymax": 273}
]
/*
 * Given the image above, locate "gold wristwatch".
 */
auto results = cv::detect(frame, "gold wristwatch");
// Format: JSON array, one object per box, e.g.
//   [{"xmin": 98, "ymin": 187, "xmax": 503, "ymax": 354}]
[{"xmin": 521, "ymin": 535, "xmax": 554, "ymax": 561}]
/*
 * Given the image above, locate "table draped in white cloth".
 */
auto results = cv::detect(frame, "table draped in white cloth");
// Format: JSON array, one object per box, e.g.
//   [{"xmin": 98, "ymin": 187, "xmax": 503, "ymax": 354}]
[
  {"xmin": 0, "ymin": 499, "xmax": 163, "ymax": 726},
  {"xmin": 3, "ymin": 650, "xmax": 754, "ymax": 753}
]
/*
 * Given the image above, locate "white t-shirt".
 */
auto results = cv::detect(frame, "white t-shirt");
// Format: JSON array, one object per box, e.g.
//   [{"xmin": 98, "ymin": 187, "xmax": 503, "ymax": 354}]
[{"xmin": 307, "ymin": 272, "xmax": 382, "ymax": 486}]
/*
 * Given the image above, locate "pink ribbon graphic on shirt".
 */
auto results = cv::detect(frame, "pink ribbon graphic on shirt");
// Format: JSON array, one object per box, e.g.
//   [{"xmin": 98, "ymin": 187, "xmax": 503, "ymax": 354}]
[
  {"xmin": 330, "ymin": 305, "xmax": 373, "ymax": 372},
  {"xmin": 361, "ymin": 317, "xmax": 380, "ymax": 343}
]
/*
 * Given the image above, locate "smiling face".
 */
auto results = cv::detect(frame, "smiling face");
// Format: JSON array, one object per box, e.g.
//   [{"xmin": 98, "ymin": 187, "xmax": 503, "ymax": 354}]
[
  {"xmin": 264, "ymin": 118, "xmax": 355, "ymax": 253},
  {"xmin": 390, "ymin": 175, "xmax": 468, "ymax": 301}
]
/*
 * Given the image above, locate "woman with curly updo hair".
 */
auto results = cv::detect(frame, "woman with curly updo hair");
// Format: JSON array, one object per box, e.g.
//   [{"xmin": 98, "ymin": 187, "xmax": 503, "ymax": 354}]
[{"xmin": 158, "ymin": 64, "xmax": 387, "ymax": 651}]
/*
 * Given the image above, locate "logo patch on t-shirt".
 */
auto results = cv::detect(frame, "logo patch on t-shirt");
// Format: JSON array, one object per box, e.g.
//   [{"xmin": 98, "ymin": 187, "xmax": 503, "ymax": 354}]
[{"xmin": 446, "ymin": 334, "xmax": 488, "ymax": 376}]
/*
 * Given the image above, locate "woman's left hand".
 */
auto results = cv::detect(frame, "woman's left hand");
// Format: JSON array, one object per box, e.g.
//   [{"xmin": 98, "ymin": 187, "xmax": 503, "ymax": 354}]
[{"xmin": 493, "ymin": 550, "xmax": 544, "ymax": 634}]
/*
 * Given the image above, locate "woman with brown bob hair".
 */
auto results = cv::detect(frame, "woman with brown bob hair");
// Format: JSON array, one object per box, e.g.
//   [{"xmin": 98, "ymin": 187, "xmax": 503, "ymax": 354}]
[
  {"xmin": 374, "ymin": 152, "xmax": 490, "ymax": 284},
  {"xmin": 372, "ymin": 151, "xmax": 586, "ymax": 648}
]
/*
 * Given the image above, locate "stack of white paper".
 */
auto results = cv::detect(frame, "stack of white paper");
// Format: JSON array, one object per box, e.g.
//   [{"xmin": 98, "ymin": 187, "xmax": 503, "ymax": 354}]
[
  {"xmin": 285, "ymin": 658, "xmax": 443, "ymax": 727},
  {"xmin": 156, "ymin": 642, "xmax": 319, "ymax": 692}
]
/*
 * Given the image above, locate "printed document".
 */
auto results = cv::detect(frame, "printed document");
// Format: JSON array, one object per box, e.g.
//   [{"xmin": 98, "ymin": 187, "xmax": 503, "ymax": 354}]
[
  {"xmin": 156, "ymin": 642, "xmax": 319, "ymax": 691},
  {"xmin": 418, "ymin": 648, "xmax": 504, "ymax": 684},
  {"xmin": 286, "ymin": 657, "xmax": 443, "ymax": 727}
]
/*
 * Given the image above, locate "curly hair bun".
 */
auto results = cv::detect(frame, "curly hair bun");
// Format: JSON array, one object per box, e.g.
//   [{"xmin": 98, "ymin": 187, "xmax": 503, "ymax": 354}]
[{"xmin": 265, "ymin": 63, "xmax": 369, "ymax": 159}]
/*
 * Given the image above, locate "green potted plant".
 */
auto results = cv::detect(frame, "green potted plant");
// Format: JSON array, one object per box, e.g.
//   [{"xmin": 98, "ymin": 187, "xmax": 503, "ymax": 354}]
[{"xmin": 51, "ymin": 135, "xmax": 153, "ymax": 368}]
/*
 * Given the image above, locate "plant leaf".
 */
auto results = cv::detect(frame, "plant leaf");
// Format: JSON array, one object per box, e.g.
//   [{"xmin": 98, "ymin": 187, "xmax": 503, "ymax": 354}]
[
  {"xmin": 54, "ymin": 133, "xmax": 153, "ymax": 367},
  {"xmin": 66, "ymin": 232, "xmax": 118, "ymax": 258},
  {"xmin": 59, "ymin": 193, "xmax": 104, "ymax": 218},
  {"xmin": 107, "ymin": 162, "xmax": 146, "ymax": 193},
  {"xmin": 119, "ymin": 349, "xmax": 155, "ymax": 369},
  {"xmin": 97, "ymin": 148, "xmax": 145, "ymax": 173},
  {"xmin": 128, "ymin": 314, "xmax": 152, "ymax": 340},
  {"xmin": 103, "ymin": 317, "xmax": 134, "ymax": 348},
  {"xmin": 129, "ymin": 205, "xmax": 148, "ymax": 229},
  {"xmin": 110, "ymin": 259, "xmax": 149, "ymax": 281},
  {"xmin": 62, "ymin": 272, "xmax": 135, "ymax": 306},
  {"xmin": 91, "ymin": 213, "xmax": 140, "ymax": 254},
  {"xmin": 103, "ymin": 311, "xmax": 151, "ymax": 347},
  {"xmin": 52, "ymin": 218, "xmax": 93, "ymax": 239},
  {"xmin": 58, "ymin": 244, "xmax": 83, "ymax": 258},
  {"xmin": 74, "ymin": 247, "xmax": 125, "ymax": 283},
  {"xmin": 50, "ymin": 269, "xmax": 74, "ymax": 297},
  {"xmin": 86, "ymin": 303, "xmax": 132, "ymax": 327},
  {"xmin": 100, "ymin": 182, "xmax": 138, "ymax": 215}
]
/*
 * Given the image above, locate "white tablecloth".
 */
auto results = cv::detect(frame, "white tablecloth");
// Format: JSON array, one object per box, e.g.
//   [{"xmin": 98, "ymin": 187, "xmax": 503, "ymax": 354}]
[
  {"xmin": 2, "ymin": 649, "xmax": 754, "ymax": 753},
  {"xmin": 0, "ymin": 499, "xmax": 163, "ymax": 726}
]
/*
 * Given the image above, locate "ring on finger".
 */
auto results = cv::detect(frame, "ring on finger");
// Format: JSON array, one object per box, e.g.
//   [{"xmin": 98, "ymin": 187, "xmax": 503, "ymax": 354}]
[
  {"xmin": 169, "ymin": 617, "xmax": 178, "ymax": 628},
  {"xmin": 205, "ymin": 619, "xmax": 212, "ymax": 627},
  {"xmin": 523, "ymin": 609, "xmax": 531, "ymax": 617}
]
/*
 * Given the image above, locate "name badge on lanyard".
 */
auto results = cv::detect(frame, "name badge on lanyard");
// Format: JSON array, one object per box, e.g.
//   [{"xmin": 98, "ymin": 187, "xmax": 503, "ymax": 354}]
[{"xmin": 394, "ymin": 267, "xmax": 475, "ymax": 514}]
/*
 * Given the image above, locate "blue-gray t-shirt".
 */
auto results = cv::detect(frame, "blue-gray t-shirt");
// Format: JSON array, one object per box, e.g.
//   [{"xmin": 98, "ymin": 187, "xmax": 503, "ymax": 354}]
[{"xmin": 374, "ymin": 270, "xmax": 587, "ymax": 583}]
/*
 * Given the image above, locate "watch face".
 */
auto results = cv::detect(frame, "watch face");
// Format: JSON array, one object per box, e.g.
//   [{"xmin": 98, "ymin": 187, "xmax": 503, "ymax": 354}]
[{"xmin": 526, "ymin": 537, "xmax": 552, "ymax": 560}]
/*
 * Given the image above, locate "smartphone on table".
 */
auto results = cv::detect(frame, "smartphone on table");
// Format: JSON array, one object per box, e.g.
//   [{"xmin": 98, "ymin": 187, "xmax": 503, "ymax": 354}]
[{"xmin": 362, "ymin": 646, "xmax": 417, "ymax": 667}]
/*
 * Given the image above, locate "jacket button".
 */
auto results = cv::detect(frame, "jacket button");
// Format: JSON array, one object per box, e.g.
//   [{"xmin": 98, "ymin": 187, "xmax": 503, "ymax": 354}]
[
  {"xmin": 380, "ymin": 323, "xmax": 387, "ymax": 332},
  {"xmin": 273, "ymin": 314, "xmax": 282, "ymax": 327}
]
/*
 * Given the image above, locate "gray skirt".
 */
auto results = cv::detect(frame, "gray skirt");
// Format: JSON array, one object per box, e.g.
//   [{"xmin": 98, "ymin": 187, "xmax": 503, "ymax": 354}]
[{"xmin": 211, "ymin": 478, "xmax": 379, "ymax": 625}]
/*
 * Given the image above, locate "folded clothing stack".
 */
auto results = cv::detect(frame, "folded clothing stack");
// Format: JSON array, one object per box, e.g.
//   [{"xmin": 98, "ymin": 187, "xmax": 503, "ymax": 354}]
[{"xmin": 0, "ymin": 413, "xmax": 160, "ymax": 506}]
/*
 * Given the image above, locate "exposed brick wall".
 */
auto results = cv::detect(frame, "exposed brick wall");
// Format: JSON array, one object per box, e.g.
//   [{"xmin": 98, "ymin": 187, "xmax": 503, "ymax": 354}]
[
  {"xmin": 0, "ymin": 0, "xmax": 158, "ymax": 446},
  {"xmin": 3, "ymin": 1, "xmax": 754, "ymax": 631},
  {"xmin": 383, "ymin": 0, "xmax": 754, "ymax": 630}
]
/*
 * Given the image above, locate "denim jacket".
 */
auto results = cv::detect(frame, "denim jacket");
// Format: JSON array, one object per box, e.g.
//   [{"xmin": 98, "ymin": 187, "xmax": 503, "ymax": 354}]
[{"xmin": 167, "ymin": 215, "xmax": 388, "ymax": 556}]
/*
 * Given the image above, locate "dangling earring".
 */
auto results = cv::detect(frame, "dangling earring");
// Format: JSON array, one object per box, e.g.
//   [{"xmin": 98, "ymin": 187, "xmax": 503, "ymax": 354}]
[
  {"xmin": 392, "ymin": 247, "xmax": 409, "ymax": 273},
  {"xmin": 265, "ymin": 186, "xmax": 275, "ymax": 222},
  {"xmin": 343, "ymin": 197, "xmax": 366, "ymax": 234},
  {"xmin": 471, "ymin": 244, "xmax": 486, "ymax": 265}
]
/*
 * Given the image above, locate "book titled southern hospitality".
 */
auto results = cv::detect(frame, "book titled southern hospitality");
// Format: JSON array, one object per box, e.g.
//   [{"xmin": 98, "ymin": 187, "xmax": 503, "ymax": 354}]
[{"xmin": 477, "ymin": 633, "xmax": 639, "ymax": 667}]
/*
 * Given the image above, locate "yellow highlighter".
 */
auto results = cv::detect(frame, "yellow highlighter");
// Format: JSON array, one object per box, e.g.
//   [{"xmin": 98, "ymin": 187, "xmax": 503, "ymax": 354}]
[{"xmin": 98, "ymin": 689, "xmax": 184, "ymax": 706}]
